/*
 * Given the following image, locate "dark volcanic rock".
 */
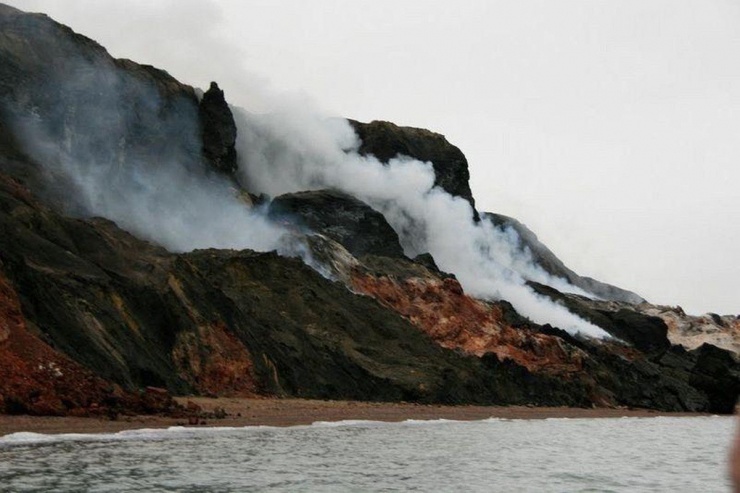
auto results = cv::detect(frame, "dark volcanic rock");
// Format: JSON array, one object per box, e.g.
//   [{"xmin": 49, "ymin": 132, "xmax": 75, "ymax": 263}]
[
  {"xmin": 528, "ymin": 282, "xmax": 667, "ymax": 353},
  {"xmin": 689, "ymin": 344, "xmax": 740, "ymax": 413},
  {"xmin": 486, "ymin": 213, "xmax": 644, "ymax": 304},
  {"xmin": 0, "ymin": 236, "xmax": 178, "ymax": 417},
  {"xmin": 349, "ymin": 119, "xmax": 479, "ymax": 221},
  {"xmin": 350, "ymin": 258, "xmax": 718, "ymax": 412},
  {"xmin": 269, "ymin": 189, "xmax": 406, "ymax": 259},
  {"xmin": 412, "ymin": 252, "xmax": 455, "ymax": 278},
  {"xmin": 199, "ymin": 82, "xmax": 238, "ymax": 174},
  {"xmin": 599, "ymin": 309, "xmax": 671, "ymax": 354},
  {"xmin": 177, "ymin": 248, "xmax": 586, "ymax": 405},
  {"xmin": 0, "ymin": 173, "xmax": 585, "ymax": 407},
  {"xmin": 527, "ymin": 280, "xmax": 739, "ymax": 412},
  {"xmin": 583, "ymin": 342, "xmax": 709, "ymax": 412},
  {"xmin": 0, "ymin": 5, "xmax": 204, "ymax": 208}
]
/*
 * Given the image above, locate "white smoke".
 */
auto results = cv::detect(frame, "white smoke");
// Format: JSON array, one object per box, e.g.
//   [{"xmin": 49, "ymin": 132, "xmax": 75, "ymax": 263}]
[
  {"xmin": 13, "ymin": 129, "xmax": 290, "ymax": 256},
  {"xmin": 5, "ymin": 31, "xmax": 607, "ymax": 337},
  {"xmin": 235, "ymin": 107, "xmax": 610, "ymax": 338},
  {"xmin": 6, "ymin": 54, "xmax": 305, "ymax": 260}
]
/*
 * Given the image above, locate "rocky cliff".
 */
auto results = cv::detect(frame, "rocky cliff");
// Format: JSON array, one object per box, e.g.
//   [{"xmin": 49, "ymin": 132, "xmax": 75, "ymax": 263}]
[
  {"xmin": 484, "ymin": 213, "xmax": 644, "ymax": 304},
  {"xmin": 0, "ymin": 4, "xmax": 738, "ymax": 416},
  {"xmin": 349, "ymin": 119, "xmax": 479, "ymax": 221}
]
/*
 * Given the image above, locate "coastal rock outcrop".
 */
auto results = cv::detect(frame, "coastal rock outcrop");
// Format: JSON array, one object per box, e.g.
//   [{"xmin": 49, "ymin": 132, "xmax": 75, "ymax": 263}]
[
  {"xmin": 528, "ymin": 281, "xmax": 740, "ymax": 413},
  {"xmin": 346, "ymin": 254, "xmax": 728, "ymax": 412},
  {"xmin": 0, "ymin": 173, "xmax": 586, "ymax": 407}
]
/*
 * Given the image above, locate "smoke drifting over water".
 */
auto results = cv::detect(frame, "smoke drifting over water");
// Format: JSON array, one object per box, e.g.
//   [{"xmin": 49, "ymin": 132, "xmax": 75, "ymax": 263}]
[{"xmin": 235, "ymin": 108, "xmax": 609, "ymax": 338}]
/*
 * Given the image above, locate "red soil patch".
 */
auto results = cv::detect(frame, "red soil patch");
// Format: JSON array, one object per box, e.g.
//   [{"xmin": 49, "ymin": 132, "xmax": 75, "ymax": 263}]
[
  {"xmin": 351, "ymin": 272, "xmax": 586, "ymax": 375},
  {"xmin": 172, "ymin": 320, "xmax": 259, "ymax": 397},
  {"xmin": 0, "ymin": 268, "xmax": 174, "ymax": 416}
]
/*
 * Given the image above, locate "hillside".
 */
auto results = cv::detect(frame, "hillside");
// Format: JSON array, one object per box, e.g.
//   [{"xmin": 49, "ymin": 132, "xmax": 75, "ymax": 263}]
[{"xmin": 0, "ymin": 4, "xmax": 738, "ymax": 417}]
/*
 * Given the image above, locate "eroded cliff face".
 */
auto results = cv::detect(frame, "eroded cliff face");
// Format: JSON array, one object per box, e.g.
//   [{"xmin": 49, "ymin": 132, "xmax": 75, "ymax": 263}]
[
  {"xmin": 343, "ymin": 252, "xmax": 739, "ymax": 412},
  {"xmin": 525, "ymin": 283, "xmax": 740, "ymax": 412},
  {"xmin": 0, "ymin": 172, "xmax": 593, "ymax": 408},
  {"xmin": 0, "ymin": 255, "xmax": 177, "ymax": 416},
  {"xmin": 0, "ymin": 4, "xmax": 238, "ymax": 207},
  {"xmin": 0, "ymin": 265, "xmax": 111, "ymax": 415}
]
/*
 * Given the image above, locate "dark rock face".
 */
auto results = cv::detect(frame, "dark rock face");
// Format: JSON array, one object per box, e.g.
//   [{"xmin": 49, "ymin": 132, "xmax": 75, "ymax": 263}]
[
  {"xmin": 0, "ymin": 174, "xmax": 587, "ymax": 407},
  {"xmin": 598, "ymin": 309, "xmax": 670, "ymax": 354},
  {"xmin": 0, "ymin": 5, "xmax": 204, "ymax": 210},
  {"xmin": 528, "ymin": 281, "xmax": 740, "ymax": 413},
  {"xmin": 486, "ymin": 213, "xmax": 645, "ymax": 304},
  {"xmin": 529, "ymin": 282, "xmax": 666, "ymax": 352},
  {"xmin": 349, "ymin": 256, "xmax": 731, "ymax": 412},
  {"xmin": 177, "ymin": 248, "xmax": 587, "ymax": 405},
  {"xmin": 199, "ymin": 82, "xmax": 238, "ymax": 174},
  {"xmin": 581, "ymin": 343, "xmax": 709, "ymax": 412},
  {"xmin": 0, "ymin": 210, "xmax": 178, "ymax": 417},
  {"xmin": 269, "ymin": 189, "xmax": 406, "ymax": 259},
  {"xmin": 349, "ymin": 120, "xmax": 479, "ymax": 221},
  {"xmin": 689, "ymin": 344, "xmax": 740, "ymax": 413}
]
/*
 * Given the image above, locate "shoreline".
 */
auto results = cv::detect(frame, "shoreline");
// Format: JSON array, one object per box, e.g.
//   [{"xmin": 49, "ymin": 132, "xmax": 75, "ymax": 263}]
[{"xmin": 0, "ymin": 397, "xmax": 716, "ymax": 437}]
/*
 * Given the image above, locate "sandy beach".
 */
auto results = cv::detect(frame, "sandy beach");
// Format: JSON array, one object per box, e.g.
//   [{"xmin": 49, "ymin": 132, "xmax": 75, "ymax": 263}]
[{"xmin": 0, "ymin": 398, "xmax": 711, "ymax": 437}]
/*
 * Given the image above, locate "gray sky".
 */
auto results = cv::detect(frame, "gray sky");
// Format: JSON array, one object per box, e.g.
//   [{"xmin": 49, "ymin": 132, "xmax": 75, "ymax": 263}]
[{"xmin": 8, "ymin": 0, "xmax": 740, "ymax": 315}]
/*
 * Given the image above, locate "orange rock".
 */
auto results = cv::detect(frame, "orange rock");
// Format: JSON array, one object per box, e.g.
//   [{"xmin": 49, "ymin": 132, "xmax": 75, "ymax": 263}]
[
  {"xmin": 171, "ymin": 320, "xmax": 259, "ymax": 397},
  {"xmin": 350, "ymin": 270, "xmax": 586, "ymax": 376}
]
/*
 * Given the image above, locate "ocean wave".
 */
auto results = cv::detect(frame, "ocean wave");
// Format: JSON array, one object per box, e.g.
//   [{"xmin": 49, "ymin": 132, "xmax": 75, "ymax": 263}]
[{"xmin": 0, "ymin": 425, "xmax": 258, "ymax": 447}]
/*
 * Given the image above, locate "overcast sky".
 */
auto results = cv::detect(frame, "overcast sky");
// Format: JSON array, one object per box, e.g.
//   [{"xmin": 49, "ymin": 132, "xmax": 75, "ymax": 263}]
[{"xmin": 8, "ymin": 0, "xmax": 740, "ymax": 315}]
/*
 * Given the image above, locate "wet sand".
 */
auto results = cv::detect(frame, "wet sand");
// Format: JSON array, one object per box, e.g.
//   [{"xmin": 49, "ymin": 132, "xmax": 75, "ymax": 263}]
[{"xmin": 0, "ymin": 397, "xmax": 710, "ymax": 437}]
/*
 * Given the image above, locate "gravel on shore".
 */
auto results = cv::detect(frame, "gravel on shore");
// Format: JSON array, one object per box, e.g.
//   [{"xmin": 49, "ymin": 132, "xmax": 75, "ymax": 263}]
[{"xmin": 0, "ymin": 397, "xmax": 710, "ymax": 437}]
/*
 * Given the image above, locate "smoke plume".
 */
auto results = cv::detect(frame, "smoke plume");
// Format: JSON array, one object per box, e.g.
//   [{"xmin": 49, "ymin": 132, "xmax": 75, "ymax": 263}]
[
  {"xmin": 4, "ymin": 21, "xmax": 607, "ymax": 337},
  {"xmin": 235, "ymin": 107, "xmax": 610, "ymax": 338},
  {"xmin": 4, "ymin": 48, "xmax": 302, "ymax": 259}
]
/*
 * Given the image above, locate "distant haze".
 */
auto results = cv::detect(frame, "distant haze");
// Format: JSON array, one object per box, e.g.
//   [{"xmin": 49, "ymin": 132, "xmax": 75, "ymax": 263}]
[{"xmin": 7, "ymin": 0, "xmax": 740, "ymax": 315}]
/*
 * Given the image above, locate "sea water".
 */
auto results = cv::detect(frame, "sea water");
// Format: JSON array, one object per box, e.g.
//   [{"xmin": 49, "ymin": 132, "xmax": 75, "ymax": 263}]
[{"xmin": 0, "ymin": 416, "xmax": 734, "ymax": 492}]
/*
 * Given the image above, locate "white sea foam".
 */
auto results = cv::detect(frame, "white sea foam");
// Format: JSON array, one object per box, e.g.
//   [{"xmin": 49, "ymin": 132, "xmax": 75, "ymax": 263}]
[{"xmin": 310, "ymin": 420, "xmax": 388, "ymax": 428}]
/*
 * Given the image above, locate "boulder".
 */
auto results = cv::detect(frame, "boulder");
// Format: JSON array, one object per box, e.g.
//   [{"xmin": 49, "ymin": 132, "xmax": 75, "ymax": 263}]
[
  {"xmin": 269, "ymin": 189, "xmax": 406, "ymax": 259},
  {"xmin": 689, "ymin": 344, "xmax": 740, "ymax": 413}
]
